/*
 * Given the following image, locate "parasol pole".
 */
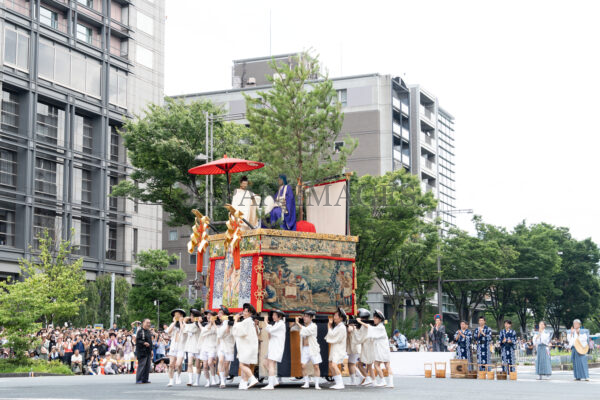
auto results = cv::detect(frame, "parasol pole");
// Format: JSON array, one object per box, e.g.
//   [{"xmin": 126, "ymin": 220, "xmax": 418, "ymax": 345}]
[{"xmin": 226, "ymin": 171, "xmax": 231, "ymax": 203}]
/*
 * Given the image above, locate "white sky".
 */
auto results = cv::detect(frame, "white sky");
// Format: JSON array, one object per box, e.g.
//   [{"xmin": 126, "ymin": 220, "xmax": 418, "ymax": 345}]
[{"xmin": 165, "ymin": 0, "xmax": 600, "ymax": 242}]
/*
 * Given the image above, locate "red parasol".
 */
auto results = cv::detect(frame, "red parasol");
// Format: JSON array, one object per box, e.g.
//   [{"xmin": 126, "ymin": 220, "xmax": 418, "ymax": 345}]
[{"xmin": 188, "ymin": 154, "xmax": 264, "ymax": 201}]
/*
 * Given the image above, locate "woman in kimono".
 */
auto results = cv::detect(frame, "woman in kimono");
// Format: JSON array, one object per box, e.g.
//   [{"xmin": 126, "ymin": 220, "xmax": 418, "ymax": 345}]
[
  {"xmin": 262, "ymin": 309, "xmax": 286, "ymax": 390},
  {"xmin": 166, "ymin": 308, "xmax": 187, "ymax": 387},
  {"xmin": 533, "ymin": 321, "xmax": 552, "ymax": 380},
  {"xmin": 357, "ymin": 310, "xmax": 394, "ymax": 388},
  {"xmin": 474, "ymin": 316, "xmax": 492, "ymax": 371},
  {"xmin": 567, "ymin": 319, "xmax": 589, "ymax": 381},
  {"xmin": 454, "ymin": 320, "xmax": 472, "ymax": 361},
  {"xmin": 216, "ymin": 306, "xmax": 235, "ymax": 388},
  {"xmin": 325, "ymin": 307, "xmax": 348, "ymax": 390},
  {"xmin": 269, "ymin": 175, "xmax": 296, "ymax": 231},
  {"xmin": 499, "ymin": 320, "xmax": 517, "ymax": 373},
  {"xmin": 232, "ymin": 303, "xmax": 260, "ymax": 389}
]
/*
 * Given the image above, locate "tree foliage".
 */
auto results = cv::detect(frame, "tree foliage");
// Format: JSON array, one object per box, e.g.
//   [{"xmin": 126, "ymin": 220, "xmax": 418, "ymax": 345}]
[
  {"xmin": 128, "ymin": 250, "xmax": 187, "ymax": 327},
  {"xmin": 73, "ymin": 274, "xmax": 131, "ymax": 328},
  {"xmin": 111, "ymin": 98, "xmax": 254, "ymax": 226},
  {"xmin": 349, "ymin": 169, "xmax": 437, "ymax": 321},
  {"xmin": 245, "ymin": 51, "xmax": 356, "ymax": 220}
]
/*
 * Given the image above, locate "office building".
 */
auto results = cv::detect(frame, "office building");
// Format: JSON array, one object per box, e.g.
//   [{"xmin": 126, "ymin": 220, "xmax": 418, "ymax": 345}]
[{"xmin": 0, "ymin": 0, "xmax": 165, "ymax": 281}]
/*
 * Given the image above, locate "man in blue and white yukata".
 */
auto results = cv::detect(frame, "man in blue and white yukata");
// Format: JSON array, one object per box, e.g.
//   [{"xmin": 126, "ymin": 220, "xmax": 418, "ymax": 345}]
[
  {"xmin": 269, "ymin": 174, "xmax": 296, "ymax": 231},
  {"xmin": 499, "ymin": 319, "xmax": 517, "ymax": 373},
  {"xmin": 474, "ymin": 316, "xmax": 492, "ymax": 371},
  {"xmin": 454, "ymin": 320, "xmax": 472, "ymax": 361}
]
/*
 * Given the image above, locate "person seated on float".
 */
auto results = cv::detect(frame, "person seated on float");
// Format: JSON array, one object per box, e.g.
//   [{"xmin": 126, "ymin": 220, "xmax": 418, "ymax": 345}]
[{"xmin": 269, "ymin": 174, "xmax": 296, "ymax": 231}]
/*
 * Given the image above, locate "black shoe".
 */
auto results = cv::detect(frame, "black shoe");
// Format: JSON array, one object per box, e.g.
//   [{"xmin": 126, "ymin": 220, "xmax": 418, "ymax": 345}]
[{"xmin": 142, "ymin": 381, "xmax": 151, "ymax": 384}]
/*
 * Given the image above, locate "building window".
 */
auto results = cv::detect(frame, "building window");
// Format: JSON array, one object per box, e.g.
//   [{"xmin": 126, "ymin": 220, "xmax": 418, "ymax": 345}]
[
  {"xmin": 76, "ymin": 24, "xmax": 92, "ymax": 44},
  {"xmin": 81, "ymin": 169, "xmax": 92, "ymax": 205},
  {"xmin": 106, "ymin": 222, "xmax": 117, "ymax": 260},
  {"xmin": 135, "ymin": 44, "xmax": 153, "ymax": 69},
  {"xmin": 3, "ymin": 28, "xmax": 29, "ymax": 71},
  {"xmin": 74, "ymin": 115, "xmax": 93, "ymax": 154},
  {"xmin": 337, "ymin": 89, "xmax": 347, "ymax": 107},
  {"xmin": 133, "ymin": 228, "xmax": 138, "ymax": 256},
  {"xmin": 35, "ymin": 158, "xmax": 57, "ymax": 198},
  {"xmin": 110, "ymin": 126, "xmax": 121, "ymax": 162},
  {"xmin": 36, "ymin": 102, "xmax": 64, "ymax": 146},
  {"xmin": 168, "ymin": 230, "xmax": 178, "ymax": 241},
  {"xmin": 1, "ymin": 91, "xmax": 20, "ymax": 134},
  {"xmin": 0, "ymin": 202, "xmax": 16, "ymax": 247},
  {"xmin": 73, "ymin": 217, "xmax": 91, "ymax": 257},
  {"xmin": 108, "ymin": 175, "xmax": 119, "ymax": 211},
  {"xmin": 136, "ymin": 11, "xmax": 154, "ymax": 36},
  {"xmin": 0, "ymin": 149, "xmax": 17, "ymax": 189},
  {"xmin": 189, "ymin": 253, "xmax": 197, "ymax": 265},
  {"xmin": 40, "ymin": 7, "xmax": 58, "ymax": 29},
  {"xmin": 77, "ymin": 0, "xmax": 94, "ymax": 9},
  {"xmin": 334, "ymin": 141, "xmax": 344, "ymax": 154},
  {"xmin": 33, "ymin": 208, "xmax": 56, "ymax": 249},
  {"xmin": 109, "ymin": 68, "xmax": 127, "ymax": 107}
]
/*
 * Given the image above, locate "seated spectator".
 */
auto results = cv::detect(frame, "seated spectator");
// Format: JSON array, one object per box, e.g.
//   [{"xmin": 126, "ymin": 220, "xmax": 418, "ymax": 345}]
[
  {"xmin": 71, "ymin": 349, "xmax": 83, "ymax": 374},
  {"xmin": 154, "ymin": 359, "xmax": 167, "ymax": 373},
  {"xmin": 87, "ymin": 350, "xmax": 100, "ymax": 375},
  {"xmin": 104, "ymin": 352, "xmax": 117, "ymax": 375},
  {"xmin": 49, "ymin": 346, "xmax": 61, "ymax": 361},
  {"xmin": 392, "ymin": 330, "xmax": 408, "ymax": 351}
]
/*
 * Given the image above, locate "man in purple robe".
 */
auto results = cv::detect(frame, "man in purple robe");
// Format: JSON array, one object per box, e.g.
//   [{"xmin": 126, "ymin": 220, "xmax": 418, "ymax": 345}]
[{"xmin": 270, "ymin": 174, "xmax": 296, "ymax": 231}]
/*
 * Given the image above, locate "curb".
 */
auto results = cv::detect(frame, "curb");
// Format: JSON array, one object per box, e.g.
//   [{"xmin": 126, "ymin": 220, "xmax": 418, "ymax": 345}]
[{"xmin": 0, "ymin": 373, "xmax": 70, "ymax": 378}]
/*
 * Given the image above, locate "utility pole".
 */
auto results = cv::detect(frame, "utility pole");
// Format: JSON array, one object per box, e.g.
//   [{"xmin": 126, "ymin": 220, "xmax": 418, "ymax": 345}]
[
  {"xmin": 109, "ymin": 273, "xmax": 115, "ymax": 327},
  {"xmin": 154, "ymin": 299, "xmax": 160, "ymax": 328}
]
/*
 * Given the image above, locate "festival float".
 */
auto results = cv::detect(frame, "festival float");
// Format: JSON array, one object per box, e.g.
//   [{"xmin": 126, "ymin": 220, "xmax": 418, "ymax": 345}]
[{"xmin": 187, "ymin": 155, "xmax": 357, "ymax": 378}]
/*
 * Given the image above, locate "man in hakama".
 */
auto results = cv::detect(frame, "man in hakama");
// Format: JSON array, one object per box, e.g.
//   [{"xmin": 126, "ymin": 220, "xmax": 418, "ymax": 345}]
[
  {"xmin": 567, "ymin": 319, "xmax": 589, "ymax": 381},
  {"xmin": 232, "ymin": 303, "xmax": 259, "ymax": 389},
  {"xmin": 261, "ymin": 309, "xmax": 286, "ymax": 390},
  {"xmin": 216, "ymin": 306, "xmax": 235, "ymax": 388},
  {"xmin": 474, "ymin": 316, "xmax": 492, "ymax": 371},
  {"xmin": 269, "ymin": 175, "xmax": 296, "ymax": 231},
  {"xmin": 454, "ymin": 320, "xmax": 472, "ymax": 361},
  {"xmin": 325, "ymin": 307, "xmax": 348, "ymax": 390},
  {"xmin": 295, "ymin": 310, "xmax": 322, "ymax": 389},
  {"xmin": 499, "ymin": 320, "xmax": 517, "ymax": 373}
]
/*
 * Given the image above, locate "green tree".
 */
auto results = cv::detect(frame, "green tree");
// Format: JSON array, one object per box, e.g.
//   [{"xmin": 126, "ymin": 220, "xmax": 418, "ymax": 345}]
[
  {"xmin": 245, "ymin": 51, "xmax": 356, "ymax": 220},
  {"xmin": 73, "ymin": 275, "xmax": 131, "ymax": 328},
  {"xmin": 441, "ymin": 219, "xmax": 517, "ymax": 324},
  {"xmin": 111, "ymin": 98, "xmax": 254, "ymax": 226},
  {"xmin": 349, "ymin": 169, "xmax": 437, "ymax": 307},
  {"xmin": 128, "ymin": 250, "xmax": 187, "ymax": 326},
  {"xmin": 0, "ymin": 275, "xmax": 47, "ymax": 360},
  {"xmin": 19, "ymin": 230, "xmax": 86, "ymax": 326}
]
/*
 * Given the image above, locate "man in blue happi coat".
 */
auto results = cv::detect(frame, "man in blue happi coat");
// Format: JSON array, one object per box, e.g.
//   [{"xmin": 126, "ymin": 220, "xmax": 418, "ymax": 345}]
[
  {"xmin": 499, "ymin": 319, "xmax": 517, "ymax": 372},
  {"xmin": 474, "ymin": 316, "xmax": 492, "ymax": 371},
  {"xmin": 454, "ymin": 320, "xmax": 472, "ymax": 361},
  {"xmin": 269, "ymin": 174, "xmax": 296, "ymax": 231}
]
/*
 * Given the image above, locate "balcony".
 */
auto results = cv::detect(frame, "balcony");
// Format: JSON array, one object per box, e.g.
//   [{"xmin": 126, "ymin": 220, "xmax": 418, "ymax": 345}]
[
  {"xmin": 109, "ymin": 44, "xmax": 128, "ymax": 59},
  {"xmin": 392, "ymin": 122, "xmax": 400, "ymax": 135},
  {"xmin": 401, "ymin": 127, "xmax": 410, "ymax": 141},
  {"xmin": 420, "ymin": 132, "xmax": 436, "ymax": 151},
  {"xmin": 421, "ymin": 157, "xmax": 436, "ymax": 174},
  {"xmin": 420, "ymin": 105, "xmax": 435, "ymax": 123},
  {"xmin": 392, "ymin": 97, "xmax": 400, "ymax": 110}
]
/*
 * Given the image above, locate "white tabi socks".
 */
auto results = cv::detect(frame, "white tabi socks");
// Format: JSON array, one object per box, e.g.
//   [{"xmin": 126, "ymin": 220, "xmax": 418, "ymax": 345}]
[
  {"xmin": 314, "ymin": 377, "xmax": 321, "ymax": 390},
  {"xmin": 219, "ymin": 372, "xmax": 226, "ymax": 388},
  {"xmin": 261, "ymin": 376, "xmax": 276, "ymax": 390},
  {"xmin": 301, "ymin": 376, "xmax": 310, "ymax": 388},
  {"xmin": 188, "ymin": 367, "xmax": 195, "ymax": 386},
  {"xmin": 175, "ymin": 372, "xmax": 182, "ymax": 385},
  {"xmin": 330, "ymin": 375, "xmax": 344, "ymax": 390},
  {"xmin": 386, "ymin": 374, "xmax": 394, "ymax": 388}
]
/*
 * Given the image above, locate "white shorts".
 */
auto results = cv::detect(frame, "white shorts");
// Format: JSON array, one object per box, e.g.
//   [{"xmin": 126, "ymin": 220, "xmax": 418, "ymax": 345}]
[
  {"xmin": 187, "ymin": 352, "xmax": 201, "ymax": 359},
  {"xmin": 301, "ymin": 346, "xmax": 322, "ymax": 365},
  {"xmin": 199, "ymin": 350, "xmax": 217, "ymax": 361},
  {"xmin": 348, "ymin": 353, "xmax": 360, "ymax": 364},
  {"xmin": 217, "ymin": 350, "xmax": 234, "ymax": 362},
  {"xmin": 168, "ymin": 349, "xmax": 185, "ymax": 359}
]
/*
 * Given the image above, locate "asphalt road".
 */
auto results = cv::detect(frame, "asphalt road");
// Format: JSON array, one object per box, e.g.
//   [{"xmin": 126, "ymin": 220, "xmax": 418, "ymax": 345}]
[{"xmin": 1, "ymin": 369, "xmax": 600, "ymax": 400}]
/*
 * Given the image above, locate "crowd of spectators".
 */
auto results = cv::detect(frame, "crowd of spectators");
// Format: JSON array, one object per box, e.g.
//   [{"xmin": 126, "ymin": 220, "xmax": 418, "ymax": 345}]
[{"xmin": 0, "ymin": 321, "xmax": 173, "ymax": 375}]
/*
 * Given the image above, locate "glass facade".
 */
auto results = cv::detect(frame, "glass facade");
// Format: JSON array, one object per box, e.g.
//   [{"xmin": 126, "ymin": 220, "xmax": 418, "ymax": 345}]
[{"xmin": 437, "ymin": 111, "xmax": 456, "ymax": 228}]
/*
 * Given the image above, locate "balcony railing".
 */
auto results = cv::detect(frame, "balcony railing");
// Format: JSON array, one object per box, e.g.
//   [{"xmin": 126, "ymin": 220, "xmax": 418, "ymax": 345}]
[
  {"xmin": 3, "ymin": 0, "xmax": 30, "ymax": 17},
  {"xmin": 41, "ymin": 18, "xmax": 69, "ymax": 34},
  {"xmin": 109, "ymin": 45, "xmax": 128, "ymax": 59},
  {"xmin": 420, "ymin": 106, "xmax": 434, "ymax": 121},
  {"xmin": 392, "ymin": 97, "xmax": 400, "ymax": 110},
  {"xmin": 392, "ymin": 122, "xmax": 400, "ymax": 135},
  {"xmin": 421, "ymin": 157, "xmax": 435, "ymax": 172},
  {"xmin": 401, "ymin": 127, "xmax": 410, "ymax": 141}
]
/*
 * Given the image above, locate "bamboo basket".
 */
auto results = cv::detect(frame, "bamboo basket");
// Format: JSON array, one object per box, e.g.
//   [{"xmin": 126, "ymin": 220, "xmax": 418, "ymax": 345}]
[
  {"xmin": 486, "ymin": 364, "xmax": 495, "ymax": 380},
  {"xmin": 476, "ymin": 364, "xmax": 487, "ymax": 380},
  {"xmin": 509, "ymin": 365, "xmax": 517, "ymax": 380},
  {"xmin": 424, "ymin": 362, "xmax": 432, "ymax": 378},
  {"xmin": 496, "ymin": 364, "xmax": 507, "ymax": 380},
  {"xmin": 450, "ymin": 359, "xmax": 468, "ymax": 378},
  {"xmin": 435, "ymin": 362, "xmax": 446, "ymax": 378},
  {"xmin": 466, "ymin": 363, "xmax": 478, "ymax": 379}
]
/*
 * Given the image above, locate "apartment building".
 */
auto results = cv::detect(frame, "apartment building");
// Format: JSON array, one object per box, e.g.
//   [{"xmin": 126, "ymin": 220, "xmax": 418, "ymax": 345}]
[{"xmin": 0, "ymin": 0, "xmax": 165, "ymax": 281}]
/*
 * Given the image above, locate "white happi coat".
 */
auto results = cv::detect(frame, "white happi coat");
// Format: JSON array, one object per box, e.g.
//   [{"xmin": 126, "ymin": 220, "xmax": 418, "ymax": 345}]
[
  {"xmin": 201, "ymin": 323, "xmax": 218, "ymax": 353},
  {"xmin": 217, "ymin": 322, "xmax": 235, "ymax": 355},
  {"xmin": 266, "ymin": 319, "xmax": 286, "ymax": 362},
  {"xmin": 299, "ymin": 322, "xmax": 321, "ymax": 359},
  {"xmin": 183, "ymin": 322, "xmax": 201, "ymax": 354},
  {"xmin": 533, "ymin": 330, "xmax": 551, "ymax": 348},
  {"xmin": 353, "ymin": 325, "xmax": 374, "ymax": 364},
  {"xmin": 346, "ymin": 325, "xmax": 361, "ymax": 356},
  {"xmin": 232, "ymin": 317, "xmax": 258, "ymax": 364},
  {"xmin": 325, "ymin": 322, "xmax": 348, "ymax": 364},
  {"xmin": 167, "ymin": 322, "xmax": 187, "ymax": 352},
  {"xmin": 368, "ymin": 323, "xmax": 391, "ymax": 362}
]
